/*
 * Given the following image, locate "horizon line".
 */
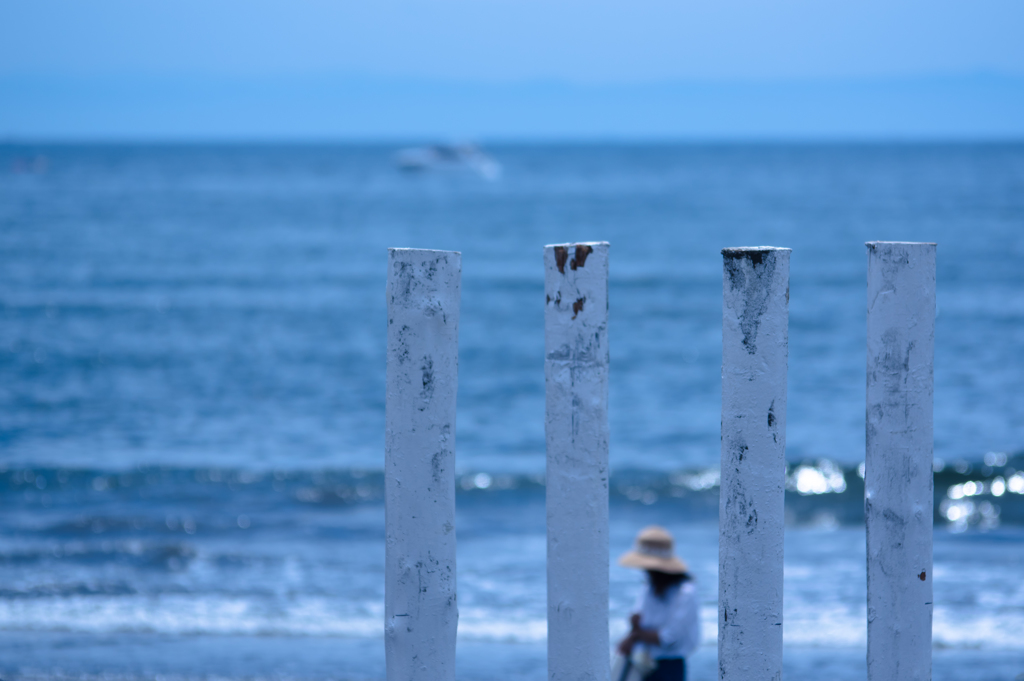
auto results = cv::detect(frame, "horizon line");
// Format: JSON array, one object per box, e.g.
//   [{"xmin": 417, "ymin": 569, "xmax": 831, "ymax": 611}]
[{"xmin": 4, "ymin": 135, "xmax": 1024, "ymax": 146}]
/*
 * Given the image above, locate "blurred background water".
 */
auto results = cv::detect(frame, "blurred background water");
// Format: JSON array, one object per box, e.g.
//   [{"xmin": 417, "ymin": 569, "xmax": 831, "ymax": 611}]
[{"xmin": 1, "ymin": 143, "xmax": 1023, "ymax": 680}]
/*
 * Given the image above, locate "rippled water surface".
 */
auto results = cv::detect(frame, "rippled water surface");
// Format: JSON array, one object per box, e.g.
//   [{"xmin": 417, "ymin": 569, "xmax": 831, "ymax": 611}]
[{"xmin": 1, "ymin": 143, "xmax": 1023, "ymax": 680}]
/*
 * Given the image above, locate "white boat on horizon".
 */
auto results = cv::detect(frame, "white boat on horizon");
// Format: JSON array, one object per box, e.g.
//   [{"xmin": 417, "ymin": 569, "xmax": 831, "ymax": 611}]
[{"xmin": 395, "ymin": 143, "xmax": 502, "ymax": 180}]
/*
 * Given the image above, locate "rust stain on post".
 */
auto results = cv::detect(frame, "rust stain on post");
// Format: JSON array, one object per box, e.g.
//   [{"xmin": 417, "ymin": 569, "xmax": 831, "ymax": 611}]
[
  {"xmin": 554, "ymin": 246, "xmax": 569, "ymax": 274},
  {"xmin": 571, "ymin": 297, "xmax": 586, "ymax": 319},
  {"xmin": 570, "ymin": 244, "xmax": 593, "ymax": 270}
]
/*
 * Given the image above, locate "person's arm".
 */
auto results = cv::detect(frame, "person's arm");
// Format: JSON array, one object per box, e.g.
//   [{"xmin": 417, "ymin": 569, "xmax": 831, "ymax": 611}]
[
  {"xmin": 617, "ymin": 591, "xmax": 648, "ymax": 655},
  {"xmin": 629, "ymin": 627, "xmax": 661, "ymax": 645},
  {"xmin": 617, "ymin": 613, "xmax": 660, "ymax": 654}
]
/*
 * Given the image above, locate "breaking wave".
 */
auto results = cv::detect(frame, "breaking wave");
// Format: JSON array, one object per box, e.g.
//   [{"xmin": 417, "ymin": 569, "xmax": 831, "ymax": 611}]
[{"xmin": 3, "ymin": 452, "xmax": 1024, "ymax": 531}]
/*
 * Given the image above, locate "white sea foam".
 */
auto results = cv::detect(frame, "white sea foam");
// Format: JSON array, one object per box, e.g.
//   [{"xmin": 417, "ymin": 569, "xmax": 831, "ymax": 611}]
[
  {"xmin": 0, "ymin": 595, "xmax": 384, "ymax": 638},
  {"xmin": 2, "ymin": 595, "xmax": 1019, "ymax": 651}
]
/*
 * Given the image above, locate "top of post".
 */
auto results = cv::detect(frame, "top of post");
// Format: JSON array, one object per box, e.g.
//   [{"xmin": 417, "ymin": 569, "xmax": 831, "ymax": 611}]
[
  {"xmin": 721, "ymin": 247, "xmax": 791, "ymax": 269},
  {"xmin": 866, "ymin": 241, "xmax": 936, "ymax": 248},
  {"xmin": 722, "ymin": 246, "xmax": 791, "ymax": 256},
  {"xmin": 544, "ymin": 242, "xmax": 609, "ymax": 275},
  {"xmin": 389, "ymin": 247, "xmax": 462, "ymax": 256},
  {"xmin": 866, "ymin": 242, "xmax": 936, "ymax": 260},
  {"xmin": 545, "ymin": 241, "xmax": 608, "ymax": 249}
]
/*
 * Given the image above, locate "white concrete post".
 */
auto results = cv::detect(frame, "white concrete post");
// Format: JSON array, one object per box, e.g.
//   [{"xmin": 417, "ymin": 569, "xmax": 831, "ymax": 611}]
[
  {"xmin": 544, "ymin": 242, "xmax": 610, "ymax": 681},
  {"xmin": 719, "ymin": 247, "xmax": 789, "ymax": 681},
  {"xmin": 385, "ymin": 248, "xmax": 461, "ymax": 681},
  {"xmin": 865, "ymin": 241, "xmax": 935, "ymax": 681}
]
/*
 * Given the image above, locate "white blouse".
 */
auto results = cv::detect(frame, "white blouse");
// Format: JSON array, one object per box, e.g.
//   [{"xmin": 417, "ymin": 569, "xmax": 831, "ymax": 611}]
[{"xmin": 632, "ymin": 580, "xmax": 702, "ymax": 659}]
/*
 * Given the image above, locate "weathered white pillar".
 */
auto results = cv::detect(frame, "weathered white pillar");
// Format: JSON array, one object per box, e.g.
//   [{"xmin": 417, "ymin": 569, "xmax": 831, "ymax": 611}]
[
  {"xmin": 719, "ymin": 247, "xmax": 789, "ymax": 681},
  {"xmin": 865, "ymin": 241, "xmax": 935, "ymax": 681},
  {"xmin": 545, "ymin": 242, "xmax": 610, "ymax": 681},
  {"xmin": 385, "ymin": 248, "xmax": 460, "ymax": 681}
]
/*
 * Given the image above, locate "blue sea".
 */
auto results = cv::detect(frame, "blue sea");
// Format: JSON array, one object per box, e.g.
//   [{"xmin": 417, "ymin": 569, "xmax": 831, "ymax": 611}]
[{"xmin": 1, "ymin": 143, "xmax": 1023, "ymax": 680}]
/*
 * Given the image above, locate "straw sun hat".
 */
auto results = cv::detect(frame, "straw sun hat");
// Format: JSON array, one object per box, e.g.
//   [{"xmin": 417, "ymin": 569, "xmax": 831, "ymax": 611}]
[{"xmin": 618, "ymin": 525, "xmax": 689, "ymax": 574}]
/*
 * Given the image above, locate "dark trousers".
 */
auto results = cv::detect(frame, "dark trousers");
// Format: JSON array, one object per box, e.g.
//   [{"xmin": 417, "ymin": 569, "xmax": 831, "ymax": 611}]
[{"xmin": 644, "ymin": 657, "xmax": 685, "ymax": 681}]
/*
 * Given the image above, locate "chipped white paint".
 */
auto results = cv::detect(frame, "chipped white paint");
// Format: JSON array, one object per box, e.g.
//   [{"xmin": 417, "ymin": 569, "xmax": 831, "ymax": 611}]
[
  {"xmin": 719, "ymin": 247, "xmax": 789, "ymax": 681},
  {"xmin": 544, "ymin": 242, "xmax": 610, "ymax": 681},
  {"xmin": 385, "ymin": 248, "xmax": 460, "ymax": 681},
  {"xmin": 865, "ymin": 241, "xmax": 935, "ymax": 681}
]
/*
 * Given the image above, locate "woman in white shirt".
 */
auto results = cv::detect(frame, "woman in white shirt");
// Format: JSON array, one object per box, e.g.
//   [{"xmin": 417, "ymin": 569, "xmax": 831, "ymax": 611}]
[{"xmin": 616, "ymin": 526, "xmax": 701, "ymax": 681}]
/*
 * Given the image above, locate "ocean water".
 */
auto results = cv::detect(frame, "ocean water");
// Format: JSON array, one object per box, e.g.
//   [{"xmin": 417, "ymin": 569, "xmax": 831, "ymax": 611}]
[{"xmin": 1, "ymin": 143, "xmax": 1023, "ymax": 680}]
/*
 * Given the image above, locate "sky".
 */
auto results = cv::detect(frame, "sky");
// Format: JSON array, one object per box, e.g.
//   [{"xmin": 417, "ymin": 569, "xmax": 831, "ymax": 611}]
[{"xmin": 2, "ymin": 0, "xmax": 1023, "ymax": 139}]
